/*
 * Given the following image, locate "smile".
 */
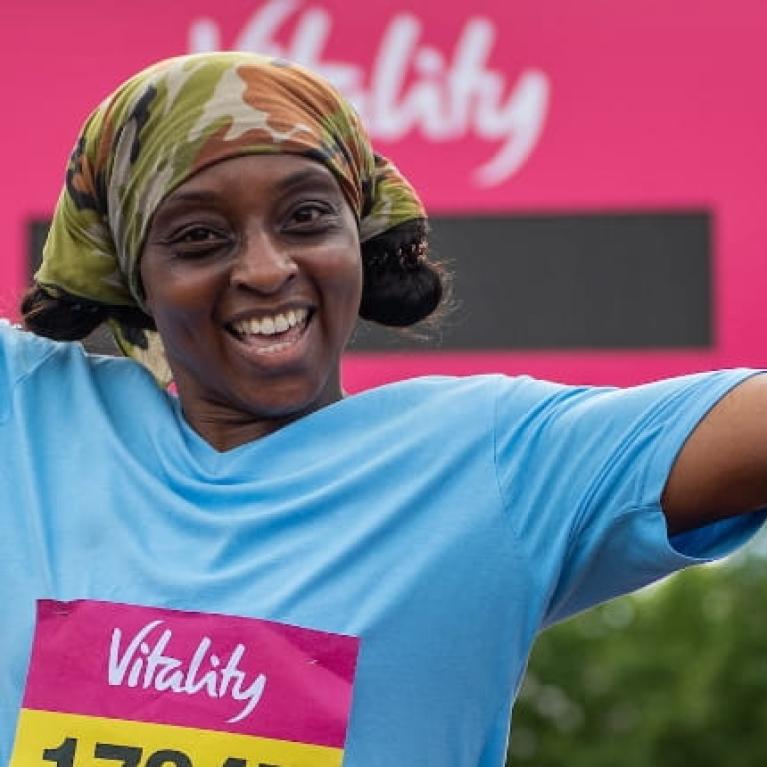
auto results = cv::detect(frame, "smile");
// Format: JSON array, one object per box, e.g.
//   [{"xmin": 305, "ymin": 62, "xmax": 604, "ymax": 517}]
[{"xmin": 226, "ymin": 308, "xmax": 311, "ymax": 356}]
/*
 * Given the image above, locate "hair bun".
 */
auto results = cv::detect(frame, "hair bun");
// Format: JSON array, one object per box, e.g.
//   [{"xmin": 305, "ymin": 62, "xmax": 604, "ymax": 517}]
[
  {"xmin": 359, "ymin": 220, "xmax": 446, "ymax": 327},
  {"xmin": 20, "ymin": 286, "xmax": 109, "ymax": 340},
  {"xmin": 20, "ymin": 286, "xmax": 154, "ymax": 342}
]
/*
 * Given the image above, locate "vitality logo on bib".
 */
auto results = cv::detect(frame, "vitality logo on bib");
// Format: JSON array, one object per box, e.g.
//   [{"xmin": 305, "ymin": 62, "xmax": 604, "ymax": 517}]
[{"xmin": 10, "ymin": 600, "xmax": 360, "ymax": 767}]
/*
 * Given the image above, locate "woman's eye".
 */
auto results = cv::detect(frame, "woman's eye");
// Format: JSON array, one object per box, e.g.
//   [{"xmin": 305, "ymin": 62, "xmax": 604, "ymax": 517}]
[
  {"xmin": 176, "ymin": 227, "xmax": 220, "ymax": 243},
  {"xmin": 289, "ymin": 203, "xmax": 334, "ymax": 229},
  {"xmin": 167, "ymin": 226, "xmax": 228, "ymax": 255}
]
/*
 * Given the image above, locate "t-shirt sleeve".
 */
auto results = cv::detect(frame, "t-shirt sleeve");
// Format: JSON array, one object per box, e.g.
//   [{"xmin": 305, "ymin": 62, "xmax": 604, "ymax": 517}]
[
  {"xmin": 492, "ymin": 370, "xmax": 767, "ymax": 628},
  {"xmin": 0, "ymin": 321, "xmax": 59, "ymax": 421}
]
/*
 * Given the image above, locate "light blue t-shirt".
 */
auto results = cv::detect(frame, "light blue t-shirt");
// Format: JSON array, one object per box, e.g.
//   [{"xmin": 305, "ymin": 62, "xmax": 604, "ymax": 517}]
[{"xmin": 0, "ymin": 323, "xmax": 763, "ymax": 765}]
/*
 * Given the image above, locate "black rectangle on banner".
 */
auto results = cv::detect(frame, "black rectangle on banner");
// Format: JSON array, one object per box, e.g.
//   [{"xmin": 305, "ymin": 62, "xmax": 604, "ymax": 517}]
[
  {"xmin": 29, "ymin": 212, "xmax": 712, "ymax": 352},
  {"xmin": 350, "ymin": 212, "xmax": 712, "ymax": 351}
]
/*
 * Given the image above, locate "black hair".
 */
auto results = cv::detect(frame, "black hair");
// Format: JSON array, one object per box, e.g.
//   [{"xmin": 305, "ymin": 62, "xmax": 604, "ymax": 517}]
[
  {"xmin": 359, "ymin": 219, "xmax": 448, "ymax": 327},
  {"xmin": 20, "ymin": 287, "xmax": 154, "ymax": 341},
  {"xmin": 20, "ymin": 219, "xmax": 449, "ymax": 343}
]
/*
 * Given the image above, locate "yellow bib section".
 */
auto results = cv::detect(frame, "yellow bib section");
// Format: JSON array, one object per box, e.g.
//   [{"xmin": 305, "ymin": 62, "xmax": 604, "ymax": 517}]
[{"xmin": 11, "ymin": 708, "xmax": 345, "ymax": 767}]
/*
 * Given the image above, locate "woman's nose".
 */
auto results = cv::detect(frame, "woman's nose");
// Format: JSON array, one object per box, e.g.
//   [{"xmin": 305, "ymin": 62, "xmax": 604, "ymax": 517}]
[{"xmin": 229, "ymin": 233, "xmax": 298, "ymax": 294}]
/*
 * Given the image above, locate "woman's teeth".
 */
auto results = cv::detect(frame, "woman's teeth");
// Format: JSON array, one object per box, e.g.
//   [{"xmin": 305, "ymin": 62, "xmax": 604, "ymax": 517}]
[{"xmin": 230, "ymin": 308, "xmax": 309, "ymax": 338}]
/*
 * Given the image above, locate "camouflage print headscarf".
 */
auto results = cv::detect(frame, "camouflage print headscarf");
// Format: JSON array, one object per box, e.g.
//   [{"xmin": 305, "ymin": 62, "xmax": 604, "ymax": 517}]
[{"xmin": 37, "ymin": 51, "xmax": 426, "ymax": 384}]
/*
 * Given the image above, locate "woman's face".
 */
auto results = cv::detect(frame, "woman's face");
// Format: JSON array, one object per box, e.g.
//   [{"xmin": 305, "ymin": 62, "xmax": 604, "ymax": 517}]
[{"xmin": 140, "ymin": 154, "xmax": 362, "ymax": 449}]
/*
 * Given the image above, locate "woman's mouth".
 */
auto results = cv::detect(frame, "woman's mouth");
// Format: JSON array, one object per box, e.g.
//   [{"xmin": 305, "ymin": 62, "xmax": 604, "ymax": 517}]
[{"xmin": 226, "ymin": 307, "xmax": 311, "ymax": 355}]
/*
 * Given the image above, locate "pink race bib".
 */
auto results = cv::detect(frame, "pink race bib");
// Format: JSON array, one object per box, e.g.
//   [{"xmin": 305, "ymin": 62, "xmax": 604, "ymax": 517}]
[{"xmin": 11, "ymin": 600, "xmax": 360, "ymax": 767}]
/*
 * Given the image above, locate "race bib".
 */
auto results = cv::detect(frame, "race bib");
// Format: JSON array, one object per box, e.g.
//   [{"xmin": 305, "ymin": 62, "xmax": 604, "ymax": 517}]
[{"xmin": 11, "ymin": 600, "xmax": 360, "ymax": 767}]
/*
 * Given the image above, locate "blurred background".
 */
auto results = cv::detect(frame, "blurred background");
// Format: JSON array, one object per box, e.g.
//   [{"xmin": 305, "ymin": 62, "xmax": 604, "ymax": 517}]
[{"xmin": 3, "ymin": 0, "xmax": 766, "ymax": 762}]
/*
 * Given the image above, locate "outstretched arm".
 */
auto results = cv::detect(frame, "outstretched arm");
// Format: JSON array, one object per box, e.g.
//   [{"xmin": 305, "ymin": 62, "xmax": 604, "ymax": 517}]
[{"xmin": 662, "ymin": 374, "xmax": 767, "ymax": 535}]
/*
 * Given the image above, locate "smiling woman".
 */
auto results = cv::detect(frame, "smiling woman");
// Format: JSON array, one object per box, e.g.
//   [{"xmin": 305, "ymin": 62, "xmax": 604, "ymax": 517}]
[{"xmin": 3, "ymin": 51, "xmax": 767, "ymax": 767}]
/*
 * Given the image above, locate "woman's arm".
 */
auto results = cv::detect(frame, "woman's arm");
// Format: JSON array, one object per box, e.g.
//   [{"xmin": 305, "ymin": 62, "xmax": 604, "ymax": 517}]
[{"xmin": 662, "ymin": 374, "xmax": 767, "ymax": 534}]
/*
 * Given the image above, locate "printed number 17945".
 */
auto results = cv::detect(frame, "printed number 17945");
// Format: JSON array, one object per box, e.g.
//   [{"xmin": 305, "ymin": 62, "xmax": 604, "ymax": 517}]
[{"xmin": 42, "ymin": 738, "xmax": 280, "ymax": 767}]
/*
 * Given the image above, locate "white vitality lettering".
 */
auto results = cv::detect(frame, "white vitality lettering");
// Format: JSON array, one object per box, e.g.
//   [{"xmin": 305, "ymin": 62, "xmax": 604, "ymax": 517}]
[
  {"xmin": 188, "ymin": 0, "xmax": 550, "ymax": 186},
  {"xmin": 108, "ymin": 621, "xmax": 268, "ymax": 724}
]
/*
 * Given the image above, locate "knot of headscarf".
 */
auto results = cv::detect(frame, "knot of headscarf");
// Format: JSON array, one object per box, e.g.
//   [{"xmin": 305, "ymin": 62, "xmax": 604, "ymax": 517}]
[{"xmin": 37, "ymin": 51, "xmax": 426, "ymax": 383}]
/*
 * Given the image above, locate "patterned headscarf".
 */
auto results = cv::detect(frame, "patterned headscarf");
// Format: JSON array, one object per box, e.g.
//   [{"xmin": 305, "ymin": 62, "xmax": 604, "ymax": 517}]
[{"xmin": 37, "ymin": 51, "xmax": 426, "ymax": 383}]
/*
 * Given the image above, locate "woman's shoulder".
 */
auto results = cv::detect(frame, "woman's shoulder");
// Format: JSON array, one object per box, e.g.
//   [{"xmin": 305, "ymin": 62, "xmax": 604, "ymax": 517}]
[
  {"xmin": 0, "ymin": 320, "xmax": 154, "ymax": 397},
  {"xmin": 0, "ymin": 321, "xmax": 172, "ymax": 452},
  {"xmin": 356, "ymin": 374, "xmax": 502, "ymax": 406},
  {"xmin": 340, "ymin": 373, "xmax": 561, "ymax": 432},
  {"xmin": 0, "ymin": 320, "xmax": 63, "ymax": 382},
  {"xmin": 357, "ymin": 373, "xmax": 566, "ymax": 408}
]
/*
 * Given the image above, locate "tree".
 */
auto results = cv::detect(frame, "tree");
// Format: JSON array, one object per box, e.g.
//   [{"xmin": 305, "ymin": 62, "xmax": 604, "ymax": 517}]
[{"xmin": 509, "ymin": 556, "xmax": 767, "ymax": 766}]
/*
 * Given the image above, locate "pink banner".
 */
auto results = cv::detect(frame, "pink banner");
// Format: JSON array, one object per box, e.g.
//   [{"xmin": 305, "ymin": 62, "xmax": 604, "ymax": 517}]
[{"xmin": 3, "ymin": 1, "xmax": 767, "ymax": 386}]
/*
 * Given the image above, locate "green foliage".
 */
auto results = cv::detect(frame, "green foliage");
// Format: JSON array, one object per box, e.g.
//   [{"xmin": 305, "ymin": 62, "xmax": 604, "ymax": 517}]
[{"xmin": 508, "ymin": 557, "xmax": 767, "ymax": 766}]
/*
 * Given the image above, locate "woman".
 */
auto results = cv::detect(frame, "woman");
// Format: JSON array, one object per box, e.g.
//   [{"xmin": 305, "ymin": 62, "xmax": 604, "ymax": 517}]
[{"xmin": 2, "ymin": 52, "xmax": 765, "ymax": 766}]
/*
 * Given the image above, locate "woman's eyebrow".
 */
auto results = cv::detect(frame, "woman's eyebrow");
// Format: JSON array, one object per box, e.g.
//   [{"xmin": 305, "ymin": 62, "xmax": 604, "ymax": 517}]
[
  {"xmin": 162, "ymin": 170, "xmax": 339, "ymax": 208},
  {"xmin": 160, "ymin": 190, "xmax": 221, "ymax": 209},
  {"xmin": 276, "ymin": 168, "xmax": 341, "ymax": 194},
  {"xmin": 149, "ymin": 192, "xmax": 223, "ymax": 233}
]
